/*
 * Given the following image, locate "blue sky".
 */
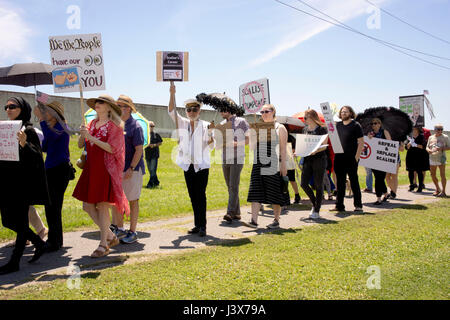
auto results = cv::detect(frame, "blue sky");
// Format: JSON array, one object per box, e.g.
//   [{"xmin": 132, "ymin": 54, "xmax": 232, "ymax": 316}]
[{"xmin": 1, "ymin": 0, "xmax": 449, "ymax": 129}]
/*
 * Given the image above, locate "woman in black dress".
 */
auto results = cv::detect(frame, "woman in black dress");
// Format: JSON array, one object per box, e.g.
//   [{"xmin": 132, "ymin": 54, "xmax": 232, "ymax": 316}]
[{"xmin": 406, "ymin": 126, "xmax": 430, "ymax": 192}]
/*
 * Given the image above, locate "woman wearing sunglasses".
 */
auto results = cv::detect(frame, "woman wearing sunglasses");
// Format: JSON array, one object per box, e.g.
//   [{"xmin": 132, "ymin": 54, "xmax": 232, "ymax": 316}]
[
  {"xmin": 244, "ymin": 104, "xmax": 288, "ymax": 229},
  {"xmin": 368, "ymin": 118, "xmax": 392, "ymax": 205},
  {"xmin": 0, "ymin": 98, "xmax": 50, "ymax": 274},
  {"xmin": 426, "ymin": 124, "xmax": 450, "ymax": 197}
]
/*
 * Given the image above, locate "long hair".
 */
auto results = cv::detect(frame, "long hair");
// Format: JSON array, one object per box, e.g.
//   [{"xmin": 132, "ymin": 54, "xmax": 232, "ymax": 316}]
[
  {"xmin": 94, "ymin": 104, "xmax": 124, "ymax": 129},
  {"xmin": 305, "ymin": 109, "xmax": 325, "ymax": 127},
  {"xmin": 339, "ymin": 105, "xmax": 356, "ymax": 119},
  {"xmin": 261, "ymin": 104, "xmax": 276, "ymax": 120}
]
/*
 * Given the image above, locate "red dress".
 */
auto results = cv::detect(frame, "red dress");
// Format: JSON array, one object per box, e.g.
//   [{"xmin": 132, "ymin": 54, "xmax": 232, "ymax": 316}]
[{"xmin": 73, "ymin": 121, "xmax": 115, "ymax": 204}]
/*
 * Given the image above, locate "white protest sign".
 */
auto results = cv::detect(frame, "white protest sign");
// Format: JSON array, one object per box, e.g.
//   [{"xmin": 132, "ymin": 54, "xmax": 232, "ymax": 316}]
[
  {"xmin": 49, "ymin": 33, "xmax": 105, "ymax": 93},
  {"xmin": 359, "ymin": 136, "xmax": 399, "ymax": 174},
  {"xmin": 320, "ymin": 102, "xmax": 344, "ymax": 154},
  {"xmin": 239, "ymin": 78, "xmax": 270, "ymax": 114},
  {"xmin": 0, "ymin": 121, "xmax": 22, "ymax": 161},
  {"xmin": 294, "ymin": 134, "xmax": 328, "ymax": 157}
]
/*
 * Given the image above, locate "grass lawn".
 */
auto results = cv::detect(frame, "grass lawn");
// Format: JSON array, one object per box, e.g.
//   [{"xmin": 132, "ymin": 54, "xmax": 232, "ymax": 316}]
[
  {"xmin": 0, "ymin": 137, "xmax": 448, "ymax": 242},
  {"xmin": 2, "ymin": 198, "xmax": 448, "ymax": 300}
]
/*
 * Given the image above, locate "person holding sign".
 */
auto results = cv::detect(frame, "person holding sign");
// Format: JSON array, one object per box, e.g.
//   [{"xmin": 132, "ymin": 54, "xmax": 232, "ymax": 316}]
[
  {"xmin": 168, "ymin": 82, "xmax": 214, "ymax": 237},
  {"xmin": 367, "ymin": 118, "xmax": 392, "ymax": 205},
  {"xmin": 0, "ymin": 97, "xmax": 50, "ymax": 275},
  {"xmin": 33, "ymin": 101, "xmax": 74, "ymax": 252},
  {"xmin": 244, "ymin": 104, "xmax": 288, "ymax": 229},
  {"xmin": 300, "ymin": 109, "xmax": 329, "ymax": 219},
  {"xmin": 72, "ymin": 95, "xmax": 129, "ymax": 258},
  {"xmin": 426, "ymin": 124, "xmax": 450, "ymax": 197},
  {"xmin": 330, "ymin": 106, "xmax": 364, "ymax": 213}
]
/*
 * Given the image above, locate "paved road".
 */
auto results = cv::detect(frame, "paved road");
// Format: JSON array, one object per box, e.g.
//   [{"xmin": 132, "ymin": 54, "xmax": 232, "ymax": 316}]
[{"xmin": 0, "ymin": 184, "xmax": 440, "ymax": 289}]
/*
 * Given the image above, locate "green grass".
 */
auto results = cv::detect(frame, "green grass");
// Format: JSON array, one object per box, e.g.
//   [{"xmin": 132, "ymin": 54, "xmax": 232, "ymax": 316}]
[
  {"xmin": 2, "ymin": 198, "xmax": 449, "ymax": 300},
  {"xmin": 0, "ymin": 138, "xmax": 448, "ymax": 242}
]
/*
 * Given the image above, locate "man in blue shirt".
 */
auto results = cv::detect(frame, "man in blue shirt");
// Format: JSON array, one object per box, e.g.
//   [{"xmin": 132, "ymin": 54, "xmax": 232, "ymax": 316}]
[{"xmin": 111, "ymin": 95, "xmax": 145, "ymax": 244}]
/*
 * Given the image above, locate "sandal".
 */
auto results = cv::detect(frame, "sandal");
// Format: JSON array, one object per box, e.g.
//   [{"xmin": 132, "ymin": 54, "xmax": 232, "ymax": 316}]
[
  {"xmin": 432, "ymin": 191, "xmax": 441, "ymax": 196},
  {"xmin": 107, "ymin": 236, "xmax": 119, "ymax": 248},
  {"xmin": 90, "ymin": 245, "xmax": 110, "ymax": 258}
]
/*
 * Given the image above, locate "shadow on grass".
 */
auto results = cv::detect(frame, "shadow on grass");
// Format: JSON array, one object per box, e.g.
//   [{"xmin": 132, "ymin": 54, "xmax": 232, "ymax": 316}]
[
  {"xmin": 397, "ymin": 204, "xmax": 429, "ymax": 210},
  {"xmin": 300, "ymin": 217, "xmax": 338, "ymax": 224},
  {"xmin": 334, "ymin": 211, "xmax": 375, "ymax": 218}
]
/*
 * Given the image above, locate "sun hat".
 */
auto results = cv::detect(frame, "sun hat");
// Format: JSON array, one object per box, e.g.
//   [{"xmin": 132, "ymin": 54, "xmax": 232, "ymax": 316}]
[
  {"xmin": 45, "ymin": 101, "xmax": 65, "ymax": 120},
  {"xmin": 116, "ymin": 94, "xmax": 136, "ymax": 113},
  {"xmin": 86, "ymin": 94, "xmax": 121, "ymax": 116},
  {"xmin": 184, "ymin": 98, "xmax": 202, "ymax": 108}
]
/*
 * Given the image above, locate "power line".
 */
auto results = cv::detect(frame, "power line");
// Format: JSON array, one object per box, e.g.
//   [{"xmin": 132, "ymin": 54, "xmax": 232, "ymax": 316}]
[
  {"xmin": 294, "ymin": 0, "xmax": 450, "ymax": 61},
  {"xmin": 273, "ymin": 0, "xmax": 450, "ymax": 70},
  {"xmin": 365, "ymin": 0, "xmax": 450, "ymax": 45}
]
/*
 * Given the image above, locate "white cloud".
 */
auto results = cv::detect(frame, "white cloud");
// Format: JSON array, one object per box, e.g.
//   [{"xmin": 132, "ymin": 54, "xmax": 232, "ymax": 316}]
[
  {"xmin": 0, "ymin": 3, "xmax": 34, "ymax": 63},
  {"xmin": 249, "ymin": 0, "xmax": 390, "ymax": 67}
]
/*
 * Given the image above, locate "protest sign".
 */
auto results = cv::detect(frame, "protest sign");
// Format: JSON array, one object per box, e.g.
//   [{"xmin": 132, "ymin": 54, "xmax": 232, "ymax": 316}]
[
  {"xmin": 156, "ymin": 51, "xmax": 189, "ymax": 81},
  {"xmin": 239, "ymin": 78, "xmax": 270, "ymax": 114},
  {"xmin": 49, "ymin": 33, "xmax": 105, "ymax": 93},
  {"xmin": 294, "ymin": 134, "xmax": 328, "ymax": 157},
  {"xmin": 0, "ymin": 121, "xmax": 22, "ymax": 161},
  {"xmin": 320, "ymin": 102, "xmax": 343, "ymax": 153},
  {"xmin": 52, "ymin": 67, "xmax": 80, "ymax": 90},
  {"xmin": 359, "ymin": 136, "xmax": 399, "ymax": 174},
  {"xmin": 399, "ymin": 95, "xmax": 425, "ymax": 127}
]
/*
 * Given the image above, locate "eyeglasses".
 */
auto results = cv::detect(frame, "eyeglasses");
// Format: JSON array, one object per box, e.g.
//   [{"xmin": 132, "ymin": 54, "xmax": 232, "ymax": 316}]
[
  {"xmin": 260, "ymin": 110, "xmax": 273, "ymax": 114},
  {"xmin": 186, "ymin": 107, "xmax": 199, "ymax": 113},
  {"xmin": 4, "ymin": 105, "xmax": 19, "ymax": 111},
  {"xmin": 435, "ymin": 128, "xmax": 443, "ymax": 131},
  {"xmin": 371, "ymin": 122, "xmax": 380, "ymax": 125}
]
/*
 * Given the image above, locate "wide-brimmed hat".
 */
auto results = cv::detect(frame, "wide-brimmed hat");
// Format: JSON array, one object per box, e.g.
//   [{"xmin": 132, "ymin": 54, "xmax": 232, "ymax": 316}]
[
  {"xmin": 184, "ymin": 98, "xmax": 202, "ymax": 108},
  {"xmin": 116, "ymin": 94, "xmax": 136, "ymax": 113},
  {"xmin": 86, "ymin": 94, "xmax": 121, "ymax": 116},
  {"xmin": 45, "ymin": 101, "xmax": 65, "ymax": 120}
]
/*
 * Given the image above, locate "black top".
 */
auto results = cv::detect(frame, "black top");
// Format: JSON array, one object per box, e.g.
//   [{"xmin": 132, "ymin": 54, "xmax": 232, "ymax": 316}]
[
  {"xmin": 336, "ymin": 120, "xmax": 364, "ymax": 157},
  {"xmin": 145, "ymin": 132, "xmax": 163, "ymax": 159},
  {"xmin": 303, "ymin": 125, "xmax": 328, "ymax": 159}
]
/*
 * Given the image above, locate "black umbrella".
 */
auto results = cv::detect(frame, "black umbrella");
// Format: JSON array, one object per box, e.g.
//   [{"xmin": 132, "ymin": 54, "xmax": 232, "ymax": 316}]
[
  {"xmin": 0, "ymin": 62, "xmax": 53, "ymax": 87},
  {"xmin": 196, "ymin": 92, "xmax": 245, "ymax": 117},
  {"xmin": 355, "ymin": 106, "xmax": 413, "ymax": 142}
]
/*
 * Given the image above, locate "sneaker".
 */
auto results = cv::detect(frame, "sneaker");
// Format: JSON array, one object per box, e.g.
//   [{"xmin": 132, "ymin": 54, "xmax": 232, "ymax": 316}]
[
  {"xmin": 354, "ymin": 207, "xmax": 363, "ymax": 212},
  {"xmin": 330, "ymin": 207, "xmax": 345, "ymax": 213},
  {"xmin": 309, "ymin": 211, "xmax": 320, "ymax": 219},
  {"xmin": 242, "ymin": 220, "xmax": 258, "ymax": 228},
  {"xmin": 232, "ymin": 214, "xmax": 241, "ymax": 221},
  {"xmin": 114, "ymin": 228, "xmax": 128, "ymax": 240},
  {"xmin": 363, "ymin": 188, "xmax": 372, "ymax": 193},
  {"xmin": 199, "ymin": 228, "xmax": 207, "ymax": 237},
  {"xmin": 374, "ymin": 200, "xmax": 382, "ymax": 205},
  {"xmin": 109, "ymin": 224, "xmax": 117, "ymax": 232},
  {"xmin": 390, "ymin": 191, "xmax": 397, "ymax": 199},
  {"xmin": 120, "ymin": 231, "xmax": 138, "ymax": 244},
  {"xmin": 223, "ymin": 214, "xmax": 233, "ymax": 222},
  {"xmin": 188, "ymin": 227, "xmax": 200, "ymax": 234},
  {"xmin": 267, "ymin": 220, "xmax": 280, "ymax": 229},
  {"xmin": 294, "ymin": 194, "xmax": 301, "ymax": 204}
]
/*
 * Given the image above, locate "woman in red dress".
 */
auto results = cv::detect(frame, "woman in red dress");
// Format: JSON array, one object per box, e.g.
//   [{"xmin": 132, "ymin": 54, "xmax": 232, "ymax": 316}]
[{"xmin": 73, "ymin": 95, "xmax": 130, "ymax": 258}]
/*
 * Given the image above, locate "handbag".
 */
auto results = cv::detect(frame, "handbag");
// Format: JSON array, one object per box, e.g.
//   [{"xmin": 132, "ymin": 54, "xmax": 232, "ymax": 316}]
[{"xmin": 76, "ymin": 150, "xmax": 87, "ymax": 169}]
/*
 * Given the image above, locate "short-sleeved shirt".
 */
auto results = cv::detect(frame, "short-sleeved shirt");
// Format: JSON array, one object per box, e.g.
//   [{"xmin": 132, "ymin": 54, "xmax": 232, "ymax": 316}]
[
  {"xmin": 145, "ymin": 132, "xmax": 163, "ymax": 159},
  {"xmin": 124, "ymin": 116, "xmax": 145, "ymax": 173},
  {"xmin": 220, "ymin": 115, "xmax": 249, "ymax": 163},
  {"xmin": 427, "ymin": 133, "xmax": 450, "ymax": 164},
  {"xmin": 336, "ymin": 120, "xmax": 364, "ymax": 158}
]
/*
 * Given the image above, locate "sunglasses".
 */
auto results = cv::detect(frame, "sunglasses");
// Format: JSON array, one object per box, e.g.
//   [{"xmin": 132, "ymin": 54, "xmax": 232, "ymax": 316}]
[
  {"xmin": 4, "ymin": 105, "xmax": 19, "ymax": 111},
  {"xmin": 260, "ymin": 110, "xmax": 273, "ymax": 114},
  {"xmin": 186, "ymin": 107, "xmax": 199, "ymax": 113},
  {"xmin": 371, "ymin": 122, "xmax": 380, "ymax": 125},
  {"xmin": 150, "ymin": 125, "xmax": 155, "ymax": 127},
  {"xmin": 435, "ymin": 128, "xmax": 443, "ymax": 131}
]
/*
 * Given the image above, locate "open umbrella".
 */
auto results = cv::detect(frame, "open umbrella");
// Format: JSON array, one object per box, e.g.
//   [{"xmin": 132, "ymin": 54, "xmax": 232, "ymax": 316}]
[
  {"xmin": 355, "ymin": 106, "xmax": 412, "ymax": 142},
  {"xmin": 0, "ymin": 62, "xmax": 53, "ymax": 87},
  {"xmin": 84, "ymin": 109, "xmax": 151, "ymax": 148},
  {"xmin": 276, "ymin": 115, "xmax": 305, "ymax": 133},
  {"xmin": 196, "ymin": 92, "xmax": 245, "ymax": 117}
]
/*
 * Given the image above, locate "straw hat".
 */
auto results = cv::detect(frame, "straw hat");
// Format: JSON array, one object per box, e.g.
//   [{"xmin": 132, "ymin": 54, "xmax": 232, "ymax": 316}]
[
  {"xmin": 116, "ymin": 94, "xmax": 136, "ymax": 113},
  {"xmin": 45, "ymin": 101, "xmax": 65, "ymax": 120},
  {"xmin": 86, "ymin": 94, "xmax": 121, "ymax": 116},
  {"xmin": 184, "ymin": 98, "xmax": 202, "ymax": 108}
]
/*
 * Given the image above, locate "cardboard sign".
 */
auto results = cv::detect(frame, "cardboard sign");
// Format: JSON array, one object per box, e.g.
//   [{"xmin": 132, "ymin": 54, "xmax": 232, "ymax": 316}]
[
  {"xmin": 52, "ymin": 67, "xmax": 80, "ymax": 89},
  {"xmin": 294, "ymin": 134, "xmax": 328, "ymax": 157},
  {"xmin": 359, "ymin": 136, "xmax": 399, "ymax": 174},
  {"xmin": 320, "ymin": 102, "xmax": 343, "ymax": 153},
  {"xmin": 399, "ymin": 95, "xmax": 425, "ymax": 127},
  {"xmin": 156, "ymin": 51, "xmax": 189, "ymax": 81},
  {"xmin": 0, "ymin": 121, "xmax": 22, "ymax": 161},
  {"xmin": 49, "ymin": 33, "xmax": 105, "ymax": 92},
  {"xmin": 239, "ymin": 78, "xmax": 270, "ymax": 114}
]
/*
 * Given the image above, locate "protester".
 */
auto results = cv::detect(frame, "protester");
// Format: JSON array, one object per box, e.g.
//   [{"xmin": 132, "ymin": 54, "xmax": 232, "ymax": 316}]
[
  {"xmin": 426, "ymin": 124, "xmax": 450, "ymax": 197},
  {"xmin": 367, "ymin": 118, "xmax": 391, "ymax": 205},
  {"xmin": 244, "ymin": 104, "xmax": 288, "ymax": 229},
  {"xmin": 330, "ymin": 106, "xmax": 364, "ymax": 213},
  {"xmin": 300, "ymin": 109, "xmax": 329, "ymax": 219},
  {"xmin": 34, "ymin": 101, "xmax": 74, "ymax": 251},
  {"xmin": 0, "ymin": 97, "xmax": 49, "ymax": 274},
  {"xmin": 219, "ymin": 108, "xmax": 249, "ymax": 223},
  {"xmin": 110, "ymin": 95, "xmax": 144, "ymax": 244},
  {"xmin": 363, "ymin": 167, "xmax": 373, "ymax": 193},
  {"xmin": 168, "ymin": 82, "xmax": 214, "ymax": 237},
  {"xmin": 145, "ymin": 121, "xmax": 163, "ymax": 189},
  {"xmin": 406, "ymin": 127, "xmax": 429, "ymax": 193},
  {"xmin": 73, "ymin": 95, "xmax": 129, "ymax": 258},
  {"xmin": 386, "ymin": 141, "xmax": 404, "ymax": 198}
]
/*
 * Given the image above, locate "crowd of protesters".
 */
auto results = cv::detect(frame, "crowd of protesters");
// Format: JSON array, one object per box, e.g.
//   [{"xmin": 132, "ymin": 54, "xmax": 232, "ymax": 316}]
[{"xmin": 0, "ymin": 90, "xmax": 448, "ymax": 274}]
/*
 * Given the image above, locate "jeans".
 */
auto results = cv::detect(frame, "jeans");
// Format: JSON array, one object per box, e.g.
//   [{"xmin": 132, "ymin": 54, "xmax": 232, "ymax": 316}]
[
  {"xmin": 365, "ymin": 167, "xmax": 373, "ymax": 191},
  {"xmin": 334, "ymin": 155, "xmax": 362, "ymax": 210},
  {"xmin": 301, "ymin": 155, "xmax": 327, "ymax": 213},
  {"xmin": 222, "ymin": 163, "xmax": 243, "ymax": 216},
  {"xmin": 146, "ymin": 157, "xmax": 159, "ymax": 187}
]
